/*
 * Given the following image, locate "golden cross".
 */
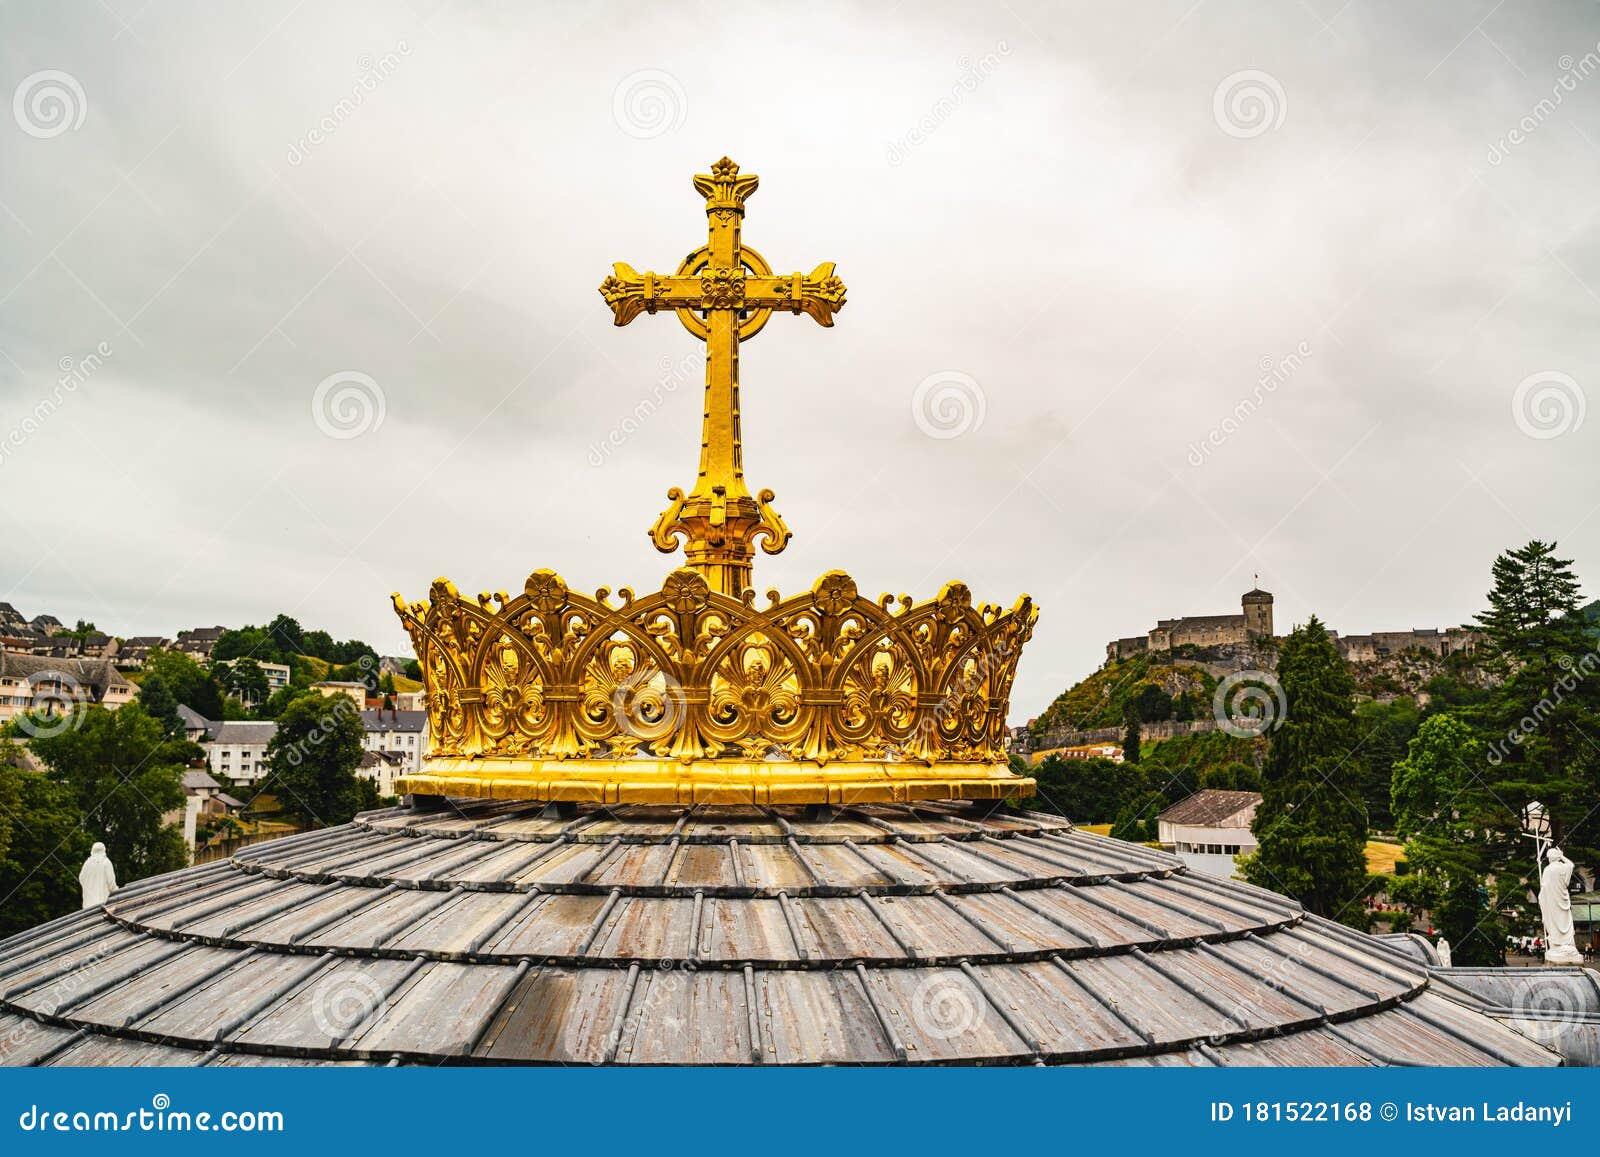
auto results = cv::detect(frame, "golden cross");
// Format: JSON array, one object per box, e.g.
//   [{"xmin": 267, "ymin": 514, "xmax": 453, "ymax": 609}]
[{"xmin": 599, "ymin": 157, "xmax": 846, "ymax": 597}]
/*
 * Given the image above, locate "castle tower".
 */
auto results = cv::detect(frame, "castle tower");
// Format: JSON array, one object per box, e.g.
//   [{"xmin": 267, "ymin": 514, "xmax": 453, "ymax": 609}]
[{"xmin": 1242, "ymin": 586, "xmax": 1273, "ymax": 638}]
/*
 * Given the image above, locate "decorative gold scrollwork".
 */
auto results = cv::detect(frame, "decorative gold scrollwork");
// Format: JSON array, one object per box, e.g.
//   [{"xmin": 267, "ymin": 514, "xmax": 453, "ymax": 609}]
[{"xmin": 393, "ymin": 566, "xmax": 1036, "ymax": 768}]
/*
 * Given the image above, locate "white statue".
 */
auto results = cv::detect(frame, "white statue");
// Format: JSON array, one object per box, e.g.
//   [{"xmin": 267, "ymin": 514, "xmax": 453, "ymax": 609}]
[
  {"xmin": 78, "ymin": 842, "xmax": 117, "ymax": 909},
  {"xmin": 1539, "ymin": 846, "xmax": 1584, "ymax": 965},
  {"xmin": 1435, "ymin": 937, "xmax": 1452, "ymax": 967}
]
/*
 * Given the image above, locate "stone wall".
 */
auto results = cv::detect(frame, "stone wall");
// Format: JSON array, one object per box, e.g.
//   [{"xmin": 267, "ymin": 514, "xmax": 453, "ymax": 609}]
[
  {"xmin": 1104, "ymin": 588, "xmax": 1478, "ymax": 670},
  {"xmin": 1017, "ymin": 717, "xmax": 1254, "ymax": 756}
]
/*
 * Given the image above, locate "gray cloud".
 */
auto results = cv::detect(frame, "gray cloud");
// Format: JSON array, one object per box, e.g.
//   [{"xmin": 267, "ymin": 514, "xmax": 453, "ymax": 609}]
[{"xmin": 2, "ymin": 0, "xmax": 1598, "ymax": 721}]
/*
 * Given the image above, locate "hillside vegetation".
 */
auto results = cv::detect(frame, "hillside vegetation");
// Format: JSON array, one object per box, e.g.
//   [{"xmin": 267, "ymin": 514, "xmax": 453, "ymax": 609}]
[
  {"xmin": 1030, "ymin": 653, "xmax": 1218, "ymax": 734},
  {"xmin": 1024, "ymin": 728, "xmax": 1266, "ymax": 837}
]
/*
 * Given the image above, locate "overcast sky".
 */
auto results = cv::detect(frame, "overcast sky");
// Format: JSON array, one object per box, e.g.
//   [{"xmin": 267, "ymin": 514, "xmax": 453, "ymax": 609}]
[{"xmin": 2, "ymin": 0, "xmax": 1597, "ymax": 721}]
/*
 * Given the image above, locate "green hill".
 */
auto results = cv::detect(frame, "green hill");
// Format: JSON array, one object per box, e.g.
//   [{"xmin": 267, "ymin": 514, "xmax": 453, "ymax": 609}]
[
  {"xmin": 291, "ymin": 654, "xmax": 331, "ymax": 682},
  {"xmin": 1031, "ymin": 653, "xmax": 1217, "ymax": 735}
]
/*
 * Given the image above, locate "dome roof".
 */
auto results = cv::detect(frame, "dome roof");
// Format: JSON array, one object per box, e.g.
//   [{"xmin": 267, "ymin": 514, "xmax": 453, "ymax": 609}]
[{"xmin": 0, "ymin": 800, "xmax": 1557, "ymax": 1067}]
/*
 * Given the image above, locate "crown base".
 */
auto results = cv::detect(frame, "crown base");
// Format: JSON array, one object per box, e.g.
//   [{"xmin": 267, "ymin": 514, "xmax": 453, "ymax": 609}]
[{"xmin": 398, "ymin": 757, "xmax": 1035, "ymax": 807}]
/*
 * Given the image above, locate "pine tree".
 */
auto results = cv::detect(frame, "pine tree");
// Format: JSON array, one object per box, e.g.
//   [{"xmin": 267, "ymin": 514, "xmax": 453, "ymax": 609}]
[
  {"xmin": 1121, "ymin": 712, "xmax": 1142, "ymax": 764},
  {"xmin": 1477, "ymin": 540, "xmax": 1583, "ymax": 653},
  {"xmin": 1438, "ymin": 540, "xmax": 1600, "ymax": 954},
  {"xmin": 1473, "ymin": 540, "xmax": 1598, "ymax": 860},
  {"xmin": 137, "ymin": 674, "xmax": 185, "ymax": 740},
  {"xmin": 1243, "ymin": 617, "xmax": 1370, "ymax": 922},
  {"xmin": 1353, "ymin": 698, "xmax": 1419, "ymax": 832}
]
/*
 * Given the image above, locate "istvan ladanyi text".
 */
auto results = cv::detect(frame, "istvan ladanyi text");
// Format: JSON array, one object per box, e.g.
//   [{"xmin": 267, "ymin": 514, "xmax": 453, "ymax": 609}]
[{"xmin": 1406, "ymin": 1102, "xmax": 1571, "ymax": 1126}]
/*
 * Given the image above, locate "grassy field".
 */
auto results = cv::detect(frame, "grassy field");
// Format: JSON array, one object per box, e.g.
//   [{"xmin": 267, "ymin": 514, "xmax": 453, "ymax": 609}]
[{"xmin": 1366, "ymin": 840, "xmax": 1405, "ymax": 874}]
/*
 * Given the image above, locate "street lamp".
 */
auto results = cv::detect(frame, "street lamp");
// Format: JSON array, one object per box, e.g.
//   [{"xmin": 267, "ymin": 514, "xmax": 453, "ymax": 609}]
[{"xmin": 1522, "ymin": 800, "xmax": 1551, "ymax": 867}]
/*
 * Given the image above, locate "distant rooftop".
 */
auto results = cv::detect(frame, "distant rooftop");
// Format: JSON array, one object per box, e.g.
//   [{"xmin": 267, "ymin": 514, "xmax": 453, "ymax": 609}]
[
  {"xmin": 0, "ymin": 653, "xmax": 132, "ymax": 695},
  {"xmin": 175, "ymin": 704, "xmax": 210, "ymax": 730},
  {"xmin": 360, "ymin": 709, "xmax": 427, "ymax": 733},
  {"xmin": 1157, "ymin": 789, "xmax": 1261, "ymax": 827},
  {"xmin": 205, "ymin": 721, "xmax": 277, "ymax": 744}
]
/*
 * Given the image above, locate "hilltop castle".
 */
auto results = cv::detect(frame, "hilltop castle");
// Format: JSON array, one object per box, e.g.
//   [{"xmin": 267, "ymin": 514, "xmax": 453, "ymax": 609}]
[
  {"xmin": 1107, "ymin": 588, "xmax": 1274, "ymax": 662},
  {"xmin": 1106, "ymin": 587, "xmax": 1479, "ymax": 665}
]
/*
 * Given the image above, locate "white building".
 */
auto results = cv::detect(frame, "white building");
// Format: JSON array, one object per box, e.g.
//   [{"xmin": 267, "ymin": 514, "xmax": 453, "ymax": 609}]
[
  {"xmin": 213, "ymin": 658, "xmax": 291, "ymax": 706},
  {"xmin": 1156, "ymin": 789, "xmax": 1261, "ymax": 879},
  {"xmin": 194, "ymin": 708, "xmax": 423, "ymax": 798},
  {"xmin": 203, "ymin": 720, "xmax": 278, "ymax": 786},
  {"xmin": 359, "ymin": 709, "xmax": 427, "ymax": 779},
  {"xmin": 167, "ymin": 769, "xmax": 245, "ymax": 853},
  {"xmin": 176, "ymin": 704, "xmax": 211, "ymax": 742},
  {"xmin": 359, "ymin": 750, "xmax": 406, "ymax": 799},
  {"xmin": 1058, "ymin": 742, "xmax": 1123, "ymax": 762}
]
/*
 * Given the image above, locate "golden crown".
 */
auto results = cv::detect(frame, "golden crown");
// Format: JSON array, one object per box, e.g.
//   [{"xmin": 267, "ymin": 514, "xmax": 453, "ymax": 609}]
[
  {"xmin": 391, "ymin": 159, "xmax": 1037, "ymax": 806},
  {"xmin": 392, "ymin": 568, "xmax": 1036, "ymax": 804}
]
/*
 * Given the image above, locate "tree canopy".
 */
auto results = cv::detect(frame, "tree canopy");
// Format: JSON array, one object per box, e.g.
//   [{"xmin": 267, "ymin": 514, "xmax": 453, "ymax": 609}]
[
  {"xmin": 143, "ymin": 648, "xmax": 224, "ymax": 720},
  {"xmin": 136, "ymin": 674, "xmax": 185, "ymax": 740},
  {"xmin": 264, "ymin": 695, "xmax": 372, "ymax": 827},
  {"xmin": 0, "ymin": 761, "xmax": 91, "ymax": 938},
  {"xmin": 1242, "ymin": 617, "xmax": 1369, "ymax": 923},
  {"xmin": 26, "ymin": 703, "xmax": 190, "ymax": 883}
]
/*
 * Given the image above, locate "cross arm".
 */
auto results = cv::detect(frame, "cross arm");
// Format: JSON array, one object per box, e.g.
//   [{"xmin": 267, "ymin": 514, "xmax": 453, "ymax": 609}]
[
  {"xmin": 743, "ymin": 263, "xmax": 848, "ymax": 327},
  {"xmin": 598, "ymin": 264, "xmax": 702, "ymax": 326},
  {"xmin": 598, "ymin": 262, "xmax": 847, "ymax": 327}
]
